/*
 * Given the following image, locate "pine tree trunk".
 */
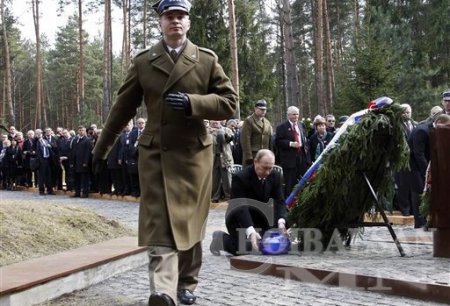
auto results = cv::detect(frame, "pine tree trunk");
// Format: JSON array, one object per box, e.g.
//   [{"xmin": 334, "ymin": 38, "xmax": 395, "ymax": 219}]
[
  {"xmin": 32, "ymin": 0, "xmax": 43, "ymax": 128},
  {"xmin": 281, "ymin": 0, "xmax": 300, "ymax": 113},
  {"xmin": 323, "ymin": 0, "xmax": 334, "ymax": 113},
  {"xmin": 122, "ymin": 0, "xmax": 131, "ymax": 77},
  {"xmin": 78, "ymin": 0, "xmax": 85, "ymax": 114},
  {"xmin": 227, "ymin": 0, "xmax": 240, "ymax": 119},
  {"xmin": 313, "ymin": 0, "xmax": 325, "ymax": 115},
  {"xmin": 333, "ymin": 0, "xmax": 342, "ymax": 67},
  {"xmin": 353, "ymin": 0, "xmax": 360, "ymax": 42},
  {"xmin": 103, "ymin": 0, "xmax": 113, "ymax": 124},
  {"xmin": 1, "ymin": 0, "xmax": 14, "ymax": 126}
]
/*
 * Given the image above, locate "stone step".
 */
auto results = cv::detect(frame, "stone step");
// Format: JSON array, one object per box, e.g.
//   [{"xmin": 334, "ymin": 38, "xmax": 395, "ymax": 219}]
[{"xmin": 0, "ymin": 237, "xmax": 147, "ymax": 306}]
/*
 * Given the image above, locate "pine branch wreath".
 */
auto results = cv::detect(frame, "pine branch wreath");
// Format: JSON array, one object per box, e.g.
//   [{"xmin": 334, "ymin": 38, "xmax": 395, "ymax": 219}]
[{"xmin": 288, "ymin": 103, "xmax": 410, "ymax": 247}]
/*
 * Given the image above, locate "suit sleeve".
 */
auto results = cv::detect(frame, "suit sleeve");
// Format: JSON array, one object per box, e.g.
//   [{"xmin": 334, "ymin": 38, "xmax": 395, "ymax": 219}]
[
  {"xmin": 412, "ymin": 128, "xmax": 429, "ymax": 176},
  {"xmin": 275, "ymin": 124, "xmax": 291, "ymax": 150}
]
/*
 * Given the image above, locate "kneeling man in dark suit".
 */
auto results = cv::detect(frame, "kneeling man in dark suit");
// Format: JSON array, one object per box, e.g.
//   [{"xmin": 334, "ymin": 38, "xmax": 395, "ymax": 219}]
[{"xmin": 210, "ymin": 149, "xmax": 287, "ymax": 255}]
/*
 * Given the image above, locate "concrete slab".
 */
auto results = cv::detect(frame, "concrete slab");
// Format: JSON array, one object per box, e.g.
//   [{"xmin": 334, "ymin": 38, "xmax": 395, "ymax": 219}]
[{"xmin": 0, "ymin": 237, "xmax": 148, "ymax": 306}]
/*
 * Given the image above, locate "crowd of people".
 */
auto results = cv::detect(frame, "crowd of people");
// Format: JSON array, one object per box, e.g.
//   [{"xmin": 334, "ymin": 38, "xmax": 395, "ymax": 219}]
[
  {"xmin": 2, "ymin": 91, "xmax": 448, "ymax": 216},
  {"xmin": 0, "ymin": 119, "xmax": 146, "ymax": 198}
]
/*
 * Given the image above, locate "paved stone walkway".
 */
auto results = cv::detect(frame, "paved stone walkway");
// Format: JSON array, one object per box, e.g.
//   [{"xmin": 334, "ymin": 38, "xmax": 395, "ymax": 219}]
[{"xmin": 1, "ymin": 191, "xmax": 448, "ymax": 306}]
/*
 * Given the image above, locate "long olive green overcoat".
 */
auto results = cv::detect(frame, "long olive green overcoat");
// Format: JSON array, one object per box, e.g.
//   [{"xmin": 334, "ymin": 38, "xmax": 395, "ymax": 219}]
[
  {"xmin": 240, "ymin": 113, "xmax": 273, "ymax": 161},
  {"xmin": 93, "ymin": 40, "xmax": 237, "ymax": 250}
]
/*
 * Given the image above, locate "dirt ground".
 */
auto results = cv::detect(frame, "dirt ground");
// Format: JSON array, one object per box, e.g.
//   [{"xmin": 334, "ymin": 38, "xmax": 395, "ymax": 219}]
[{"xmin": 0, "ymin": 200, "xmax": 136, "ymax": 266}]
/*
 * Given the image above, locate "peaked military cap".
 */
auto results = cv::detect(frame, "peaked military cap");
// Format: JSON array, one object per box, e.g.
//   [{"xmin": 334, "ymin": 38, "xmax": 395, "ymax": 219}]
[
  {"xmin": 255, "ymin": 99, "xmax": 267, "ymax": 110},
  {"xmin": 443, "ymin": 90, "xmax": 450, "ymax": 100},
  {"xmin": 152, "ymin": 0, "xmax": 192, "ymax": 16}
]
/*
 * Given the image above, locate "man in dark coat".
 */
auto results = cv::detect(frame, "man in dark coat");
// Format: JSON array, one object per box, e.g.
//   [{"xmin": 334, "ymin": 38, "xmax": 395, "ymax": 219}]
[
  {"xmin": 118, "ymin": 122, "xmax": 133, "ymax": 196},
  {"xmin": 58, "ymin": 129, "xmax": 74, "ymax": 191},
  {"xmin": 22, "ymin": 130, "xmax": 36, "ymax": 188},
  {"xmin": 394, "ymin": 104, "xmax": 417, "ymax": 216},
  {"xmin": 275, "ymin": 106, "xmax": 310, "ymax": 197},
  {"xmin": 91, "ymin": 1, "xmax": 237, "ymax": 305},
  {"xmin": 35, "ymin": 129, "xmax": 55, "ymax": 195},
  {"xmin": 106, "ymin": 134, "xmax": 124, "ymax": 196},
  {"xmin": 126, "ymin": 118, "xmax": 145, "ymax": 197},
  {"xmin": 210, "ymin": 149, "xmax": 287, "ymax": 256},
  {"xmin": 44, "ymin": 127, "xmax": 62, "ymax": 190},
  {"xmin": 70, "ymin": 126, "xmax": 92, "ymax": 198},
  {"xmin": 408, "ymin": 120, "xmax": 432, "ymax": 228}
]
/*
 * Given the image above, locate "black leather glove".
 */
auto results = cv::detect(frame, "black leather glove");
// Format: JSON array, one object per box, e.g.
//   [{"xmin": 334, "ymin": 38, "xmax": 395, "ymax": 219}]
[
  {"xmin": 165, "ymin": 92, "xmax": 191, "ymax": 114},
  {"xmin": 92, "ymin": 156, "xmax": 106, "ymax": 175}
]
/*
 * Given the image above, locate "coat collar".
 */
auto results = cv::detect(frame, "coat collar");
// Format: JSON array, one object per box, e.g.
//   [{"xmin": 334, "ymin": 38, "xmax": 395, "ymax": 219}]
[
  {"xmin": 148, "ymin": 40, "xmax": 200, "ymax": 93},
  {"xmin": 251, "ymin": 113, "xmax": 266, "ymax": 128}
]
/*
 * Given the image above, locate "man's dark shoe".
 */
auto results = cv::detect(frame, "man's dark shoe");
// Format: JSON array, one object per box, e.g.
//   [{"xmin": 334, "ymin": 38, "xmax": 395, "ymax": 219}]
[
  {"xmin": 148, "ymin": 292, "xmax": 175, "ymax": 306},
  {"xmin": 210, "ymin": 231, "xmax": 223, "ymax": 256},
  {"xmin": 177, "ymin": 289, "xmax": 196, "ymax": 305},
  {"xmin": 81, "ymin": 193, "xmax": 88, "ymax": 198},
  {"xmin": 71, "ymin": 193, "xmax": 80, "ymax": 198}
]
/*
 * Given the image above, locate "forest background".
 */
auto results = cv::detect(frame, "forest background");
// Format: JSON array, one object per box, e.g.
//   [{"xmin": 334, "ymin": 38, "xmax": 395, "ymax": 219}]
[{"xmin": 1, "ymin": 0, "xmax": 449, "ymax": 131}]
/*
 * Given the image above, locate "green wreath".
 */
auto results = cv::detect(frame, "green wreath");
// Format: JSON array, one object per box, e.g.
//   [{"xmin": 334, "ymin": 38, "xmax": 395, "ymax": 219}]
[{"xmin": 288, "ymin": 104, "xmax": 410, "ymax": 247}]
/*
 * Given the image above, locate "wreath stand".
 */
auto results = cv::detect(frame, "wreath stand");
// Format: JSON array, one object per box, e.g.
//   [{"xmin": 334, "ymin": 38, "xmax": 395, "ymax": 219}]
[
  {"xmin": 342, "ymin": 132, "xmax": 406, "ymax": 257},
  {"xmin": 342, "ymin": 171, "xmax": 406, "ymax": 257}
]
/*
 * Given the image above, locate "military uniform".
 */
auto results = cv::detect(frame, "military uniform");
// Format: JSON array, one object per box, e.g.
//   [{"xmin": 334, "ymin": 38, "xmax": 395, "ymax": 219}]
[
  {"xmin": 93, "ymin": 39, "xmax": 237, "ymax": 304},
  {"xmin": 240, "ymin": 113, "xmax": 273, "ymax": 163}
]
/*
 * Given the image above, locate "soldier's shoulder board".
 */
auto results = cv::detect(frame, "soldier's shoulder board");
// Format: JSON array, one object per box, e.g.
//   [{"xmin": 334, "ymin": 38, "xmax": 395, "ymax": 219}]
[
  {"xmin": 134, "ymin": 49, "xmax": 150, "ymax": 59},
  {"xmin": 198, "ymin": 47, "xmax": 217, "ymax": 58}
]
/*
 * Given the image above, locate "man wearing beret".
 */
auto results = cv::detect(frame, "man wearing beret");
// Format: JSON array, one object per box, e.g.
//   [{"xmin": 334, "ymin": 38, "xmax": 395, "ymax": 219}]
[
  {"xmin": 92, "ymin": 0, "xmax": 238, "ymax": 305},
  {"xmin": 240, "ymin": 100, "xmax": 273, "ymax": 165}
]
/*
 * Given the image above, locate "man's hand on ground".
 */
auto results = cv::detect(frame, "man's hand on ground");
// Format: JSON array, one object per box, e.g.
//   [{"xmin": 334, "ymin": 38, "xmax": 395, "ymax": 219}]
[{"xmin": 249, "ymin": 232, "xmax": 262, "ymax": 251}]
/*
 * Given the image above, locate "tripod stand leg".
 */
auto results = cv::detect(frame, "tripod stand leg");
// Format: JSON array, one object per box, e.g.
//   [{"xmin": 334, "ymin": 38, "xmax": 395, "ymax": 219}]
[{"xmin": 364, "ymin": 173, "xmax": 406, "ymax": 257}]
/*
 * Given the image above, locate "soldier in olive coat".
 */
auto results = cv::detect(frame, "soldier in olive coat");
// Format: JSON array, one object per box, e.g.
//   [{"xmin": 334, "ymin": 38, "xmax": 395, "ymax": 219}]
[
  {"xmin": 92, "ymin": 1, "xmax": 237, "ymax": 305},
  {"xmin": 240, "ymin": 100, "xmax": 273, "ymax": 165}
]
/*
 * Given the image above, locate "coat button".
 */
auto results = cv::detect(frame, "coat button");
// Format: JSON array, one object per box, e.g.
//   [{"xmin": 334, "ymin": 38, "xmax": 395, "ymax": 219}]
[
  {"xmin": 162, "ymin": 146, "xmax": 168, "ymax": 151},
  {"xmin": 162, "ymin": 120, "xmax": 167, "ymax": 125}
]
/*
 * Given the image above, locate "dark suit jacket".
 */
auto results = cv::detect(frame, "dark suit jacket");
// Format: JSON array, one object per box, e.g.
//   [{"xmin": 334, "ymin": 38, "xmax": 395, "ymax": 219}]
[
  {"xmin": 35, "ymin": 138, "xmax": 53, "ymax": 163},
  {"xmin": 45, "ymin": 135, "xmax": 60, "ymax": 164},
  {"xmin": 408, "ymin": 122, "xmax": 432, "ymax": 192},
  {"xmin": 70, "ymin": 136, "xmax": 93, "ymax": 173},
  {"xmin": 57, "ymin": 136, "xmax": 72, "ymax": 158},
  {"xmin": 126, "ymin": 127, "xmax": 141, "ymax": 163},
  {"xmin": 118, "ymin": 131, "xmax": 130, "ymax": 162},
  {"xmin": 22, "ymin": 138, "xmax": 36, "ymax": 168},
  {"xmin": 106, "ymin": 139, "xmax": 122, "ymax": 170},
  {"xmin": 229, "ymin": 165, "xmax": 286, "ymax": 229},
  {"xmin": 275, "ymin": 121, "xmax": 310, "ymax": 169}
]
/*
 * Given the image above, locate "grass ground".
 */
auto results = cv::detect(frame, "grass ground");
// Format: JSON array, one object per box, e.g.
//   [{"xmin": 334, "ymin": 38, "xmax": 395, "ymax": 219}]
[{"xmin": 0, "ymin": 200, "xmax": 136, "ymax": 266}]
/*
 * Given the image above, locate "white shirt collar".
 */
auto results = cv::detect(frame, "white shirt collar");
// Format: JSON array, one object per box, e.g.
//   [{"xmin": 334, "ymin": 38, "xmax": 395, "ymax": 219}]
[{"xmin": 167, "ymin": 46, "xmax": 182, "ymax": 54}]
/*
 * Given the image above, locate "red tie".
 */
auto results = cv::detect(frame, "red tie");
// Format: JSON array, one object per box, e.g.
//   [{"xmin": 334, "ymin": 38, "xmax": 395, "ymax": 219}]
[{"xmin": 293, "ymin": 124, "xmax": 301, "ymax": 150}]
